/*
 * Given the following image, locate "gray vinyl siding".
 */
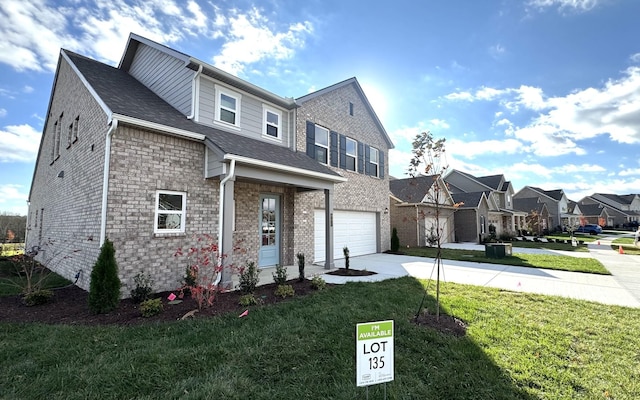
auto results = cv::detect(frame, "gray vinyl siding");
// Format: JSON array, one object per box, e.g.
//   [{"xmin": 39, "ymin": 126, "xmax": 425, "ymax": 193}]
[
  {"xmin": 128, "ymin": 43, "xmax": 192, "ymax": 116},
  {"xmin": 197, "ymin": 76, "xmax": 290, "ymax": 148}
]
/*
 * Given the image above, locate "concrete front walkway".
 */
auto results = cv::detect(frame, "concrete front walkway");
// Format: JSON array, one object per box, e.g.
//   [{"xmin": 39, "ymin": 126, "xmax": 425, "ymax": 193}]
[{"xmin": 317, "ymin": 236, "xmax": 640, "ymax": 308}]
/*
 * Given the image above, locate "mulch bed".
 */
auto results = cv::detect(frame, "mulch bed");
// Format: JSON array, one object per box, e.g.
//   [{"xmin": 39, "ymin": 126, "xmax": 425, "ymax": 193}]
[
  {"xmin": 0, "ymin": 279, "xmax": 320, "ymax": 326},
  {"xmin": 414, "ymin": 309, "xmax": 467, "ymax": 337},
  {"xmin": 326, "ymin": 268, "xmax": 377, "ymax": 277}
]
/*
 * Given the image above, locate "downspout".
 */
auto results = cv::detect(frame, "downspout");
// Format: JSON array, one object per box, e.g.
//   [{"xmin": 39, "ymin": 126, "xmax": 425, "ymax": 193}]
[
  {"xmin": 216, "ymin": 159, "xmax": 236, "ymax": 285},
  {"xmin": 416, "ymin": 204, "xmax": 420, "ymax": 247},
  {"xmin": 100, "ymin": 119, "xmax": 118, "ymax": 246},
  {"xmin": 187, "ymin": 65, "xmax": 203, "ymax": 120}
]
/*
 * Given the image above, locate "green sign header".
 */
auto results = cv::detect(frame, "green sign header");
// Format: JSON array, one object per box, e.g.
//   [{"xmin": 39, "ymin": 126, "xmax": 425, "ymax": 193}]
[{"xmin": 357, "ymin": 321, "xmax": 393, "ymax": 341}]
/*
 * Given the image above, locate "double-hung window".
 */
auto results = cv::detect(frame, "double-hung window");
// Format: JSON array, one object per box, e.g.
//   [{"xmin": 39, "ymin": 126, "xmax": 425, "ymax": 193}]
[
  {"xmin": 345, "ymin": 137, "xmax": 357, "ymax": 171},
  {"xmin": 263, "ymin": 106, "xmax": 281, "ymax": 140},
  {"xmin": 314, "ymin": 125, "xmax": 329, "ymax": 164},
  {"xmin": 369, "ymin": 147, "xmax": 379, "ymax": 177},
  {"xmin": 215, "ymin": 86, "xmax": 241, "ymax": 128},
  {"xmin": 155, "ymin": 190, "xmax": 186, "ymax": 233}
]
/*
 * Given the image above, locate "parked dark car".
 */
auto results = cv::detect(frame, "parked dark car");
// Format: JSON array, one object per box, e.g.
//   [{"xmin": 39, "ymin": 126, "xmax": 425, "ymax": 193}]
[{"xmin": 575, "ymin": 224, "xmax": 603, "ymax": 234}]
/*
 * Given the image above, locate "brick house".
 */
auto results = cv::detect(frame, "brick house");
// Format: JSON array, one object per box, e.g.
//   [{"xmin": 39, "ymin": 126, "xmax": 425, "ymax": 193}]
[
  {"xmin": 389, "ymin": 175, "xmax": 456, "ymax": 247},
  {"xmin": 26, "ymin": 33, "xmax": 393, "ymax": 295}
]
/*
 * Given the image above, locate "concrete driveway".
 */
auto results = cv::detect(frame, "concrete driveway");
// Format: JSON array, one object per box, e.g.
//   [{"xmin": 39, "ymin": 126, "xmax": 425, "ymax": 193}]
[{"xmin": 320, "ymin": 235, "xmax": 640, "ymax": 308}]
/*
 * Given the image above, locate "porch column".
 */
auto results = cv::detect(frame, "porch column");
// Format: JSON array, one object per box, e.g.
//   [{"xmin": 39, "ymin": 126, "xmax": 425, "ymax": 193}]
[
  {"xmin": 221, "ymin": 179, "xmax": 235, "ymax": 289},
  {"xmin": 324, "ymin": 188, "xmax": 335, "ymax": 270}
]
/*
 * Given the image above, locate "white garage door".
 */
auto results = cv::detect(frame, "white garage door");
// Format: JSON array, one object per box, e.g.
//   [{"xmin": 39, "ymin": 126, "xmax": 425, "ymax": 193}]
[
  {"xmin": 424, "ymin": 216, "xmax": 451, "ymax": 245},
  {"xmin": 314, "ymin": 210, "xmax": 377, "ymax": 262}
]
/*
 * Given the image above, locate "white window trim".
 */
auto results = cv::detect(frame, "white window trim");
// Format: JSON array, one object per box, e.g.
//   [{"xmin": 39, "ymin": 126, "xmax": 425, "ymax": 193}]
[
  {"xmin": 262, "ymin": 105, "xmax": 282, "ymax": 141},
  {"xmin": 370, "ymin": 147, "xmax": 379, "ymax": 177},
  {"xmin": 315, "ymin": 125, "xmax": 329, "ymax": 165},
  {"xmin": 154, "ymin": 190, "xmax": 186, "ymax": 234},
  {"xmin": 345, "ymin": 137, "xmax": 357, "ymax": 172},
  {"xmin": 214, "ymin": 84, "xmax": 241, "ymax": 130}
]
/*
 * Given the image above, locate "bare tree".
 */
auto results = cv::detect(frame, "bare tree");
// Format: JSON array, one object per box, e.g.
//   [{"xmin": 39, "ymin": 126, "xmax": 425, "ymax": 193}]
[{"xmin": 408, "ymin": 131, "xmax": 459, "ymax": 322}]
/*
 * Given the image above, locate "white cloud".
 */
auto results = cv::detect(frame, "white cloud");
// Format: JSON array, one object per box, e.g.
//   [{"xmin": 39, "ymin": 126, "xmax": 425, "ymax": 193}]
[
  {"xmin": 0, "ymin": 124, "xmax": 41, "ymax": 162},
  {"xmin": 0, "ymin": 184, "xmax": 26, "ymax": 203},
  {"xmin": 212, "ymin": 7, "xmax": 313, "ymax": 75},
  {"xmin": 0, "ymin": 108, "xmax": 6, "ymax": 118},
  {"xmin": 22, "ymin": 85, "xmax": 34, "ymax": 93},
  {"xmin": 619, "ymin": 168, "xmax": 640, "ymax": 177},
  {"xmin": 526, "ymin": 0, "xmax": 599, "ymax": 12}
]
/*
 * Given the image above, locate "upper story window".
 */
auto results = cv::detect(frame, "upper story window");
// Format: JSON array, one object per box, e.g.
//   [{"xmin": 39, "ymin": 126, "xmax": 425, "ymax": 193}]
[
  {"xmin": 314, "ymin": 125, "xmax": 329, "ymax": 164},
  {"xmin": 50, "ymin": 113, "xmax": 62, "ymax": 164},
  {"xmin": 369, "ymin": 147, "xmax": 379, "ymax": 177},
  {"xmin": 349, "ymin": 102, "xmax": 354, "ymax": 116},
  {"xmin": 215, "ymin": 85, "xmax": 241, "ymax": 128},
  {"xmin": 263, "ymin": 106, "xmax": 281, "ymax": 140},
  {"xmin": 155, "ymin": 190, "xmax": 186, "ymax": 234},
  {"xmin": 345, "ymin": 137, "xmax": 357, "ymax": 171}
]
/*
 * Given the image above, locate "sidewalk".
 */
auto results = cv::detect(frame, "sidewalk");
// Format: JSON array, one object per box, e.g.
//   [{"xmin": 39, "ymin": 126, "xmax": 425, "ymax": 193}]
[{"xmin": 319, "ymin": 238, "xmax": 640, "ymax": 308}]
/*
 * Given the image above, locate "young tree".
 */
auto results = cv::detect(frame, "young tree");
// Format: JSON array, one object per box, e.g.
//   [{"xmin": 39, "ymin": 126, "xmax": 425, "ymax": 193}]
[
  {"xmin": 88, "ymin": 238, "xmax": 121, "ymax": 314},
  {"xmin": 408, "ymin": 131, "xmax": 459, "ymax": 321}
]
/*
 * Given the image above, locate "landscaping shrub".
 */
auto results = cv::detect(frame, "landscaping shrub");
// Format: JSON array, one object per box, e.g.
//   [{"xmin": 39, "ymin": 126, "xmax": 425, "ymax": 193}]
[
  {"xmin": 272, "ymin": 264, "xmax": 287, "ymax": 285},
  {"xmin": 129, "ymin": 272, "xmax": 154, "ymax": 303},
  {"xmin": 391, "ymin": 228, "xmax": 400, "ymax": 252},
  {"xmin": 343, "ymin": 246, "xmax": 350, "ymax": 270},
  {"xmin": 23, "ymin": 289, "xmax": 53, "ymax": 306},
  {"xmin": 238, "ymin": 261, "xmax": 259, "ymax": 294},
  {"xmin": 296, "ymin": 253, "xmax": 305, "ymax": 282},
  {"xmin": 310, "ymin": 275, "xmax": 326, "ymax": 290},
  {"xmin": 140, "ymin": 298, "xmax": 163, "ymax": 317},
  {"xmin": 88, "ymin": 239, "xmax": 121, "ymax": 314},
  {"xmin": 239, "ymin": 293, "xmax": 259, "ymax": 306},
  {"xmin": 274, "ymin": 284, "xmax": 295, "ymax": 298}
]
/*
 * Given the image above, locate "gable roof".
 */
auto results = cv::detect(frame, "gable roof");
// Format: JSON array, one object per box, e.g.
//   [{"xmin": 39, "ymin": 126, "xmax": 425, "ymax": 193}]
[
  {"xmin": 526, "ymin": 186, "xmax": 565, "ymax": 201},
  {"xmin": 450, "ymin": 191, "xmax": 486, "ymax": 209},
  {"xmin": 389, "ymin": 175, "xmax": 438, "ymax": 203},
  {"xmin": 475, "ymin": 174, "xmax": 505, "ymax": 191},
  {"xmin": 513, "ymin": 197, "xmax": 546, "ymax": 214},
  {"xmin": 296, "ymin": 77, "xmax": 394, "ymax": 149},
  {"xmin": 578, "ymin": 202, "xmax": 609, "ymax": 217},
  {"xmin": 64, "ymin": 50, "xmax": 342, "ymax": 179}
]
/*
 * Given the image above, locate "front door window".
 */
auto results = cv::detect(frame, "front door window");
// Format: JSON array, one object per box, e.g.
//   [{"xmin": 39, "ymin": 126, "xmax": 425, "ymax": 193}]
[{"xmin": 259, "ymin": 195, "xmax": 280, "ymax": 267}]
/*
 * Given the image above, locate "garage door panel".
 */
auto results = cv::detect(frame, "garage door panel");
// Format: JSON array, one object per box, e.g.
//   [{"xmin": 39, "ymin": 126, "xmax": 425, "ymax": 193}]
[{"xmin": 314, "ymin": 210, "xmax": 377, "ymax": 262}]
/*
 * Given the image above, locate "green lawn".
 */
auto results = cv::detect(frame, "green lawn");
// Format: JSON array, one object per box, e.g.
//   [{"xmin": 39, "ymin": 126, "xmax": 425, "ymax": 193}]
[
  {"xmin": 1, "ymin": 277, "xmax": 638, "ymax": 399},
  {"xmin": 611, "ymin": 237, "xmax": 640, "ymax": 255},
  {"xmin": 404, "ymin": 247, "xmax": 610, "ymax": 275}
]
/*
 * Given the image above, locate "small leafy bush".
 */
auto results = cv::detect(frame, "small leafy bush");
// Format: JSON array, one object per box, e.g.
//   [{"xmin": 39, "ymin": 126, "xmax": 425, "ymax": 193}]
[
  {"xmin": 272, "ymin": 264, "xmax": 287, "ymax": 285},
  {"xmin": 140, "ymin": 298, "xmax": 163, "ymax": 317},
  {"xmin": 129, "ymin": 272, "xmax": 154, "ymax": 303},
  {"xmin": 238, "ymin": 261, "xmax": 259, "ymax": 294},
  {"xmin": 23, "ymin": 289, "xmax": 53, "ymax": 306},
  {"xmin": 88, "ymin": 239, "xmax": 121, "ymax": 314},
  {"xmin": 274, "ymin": 284, "xmax": 295, "ymax": 298},
  {"xmin": 239, "ymin": 293, "xmax": 260, "ymax": 306},
  {"xmin": 310, "ymin": 275, "xmax": 326, "ymax": 290},
  {"xmin": 296, "ymin": 253, "xmax": 305, "ymax": 282}
]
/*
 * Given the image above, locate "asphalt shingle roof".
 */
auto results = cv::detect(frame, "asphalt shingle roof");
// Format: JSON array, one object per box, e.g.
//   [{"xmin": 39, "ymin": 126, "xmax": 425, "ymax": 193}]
[
  {"xmin": 389, "ymin": 175, "xmax": 437, "ymax": 203},
  {"xmin": 65, "ymin": 51, "xmax": 341, "ymax": 178}
]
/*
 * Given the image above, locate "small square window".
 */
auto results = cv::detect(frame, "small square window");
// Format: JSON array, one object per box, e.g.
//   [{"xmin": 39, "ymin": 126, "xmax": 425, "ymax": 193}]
[{"xmin": 155, "ymin": 190, "xmax": 186, "ymax": 233}]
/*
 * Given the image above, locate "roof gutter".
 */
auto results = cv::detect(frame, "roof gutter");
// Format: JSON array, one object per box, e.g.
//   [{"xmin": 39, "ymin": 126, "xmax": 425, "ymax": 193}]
[
  {"xmin": 216, "ymin": 159, "xmax": 236, "ymax": 286},
  {"xmin": 100, "ymin": 118, "xmax": 118, "ymax": 246},
  {"xmin": 187, "ymin": 64, "xmax": 203, "ymax": 120},
  {"xmin": 223, "ymin": 154, "xmax": 347, "ymax": 183},
  {"xmin": 114, "ymin": 114, "xmax": 206, "ymax": 141}
]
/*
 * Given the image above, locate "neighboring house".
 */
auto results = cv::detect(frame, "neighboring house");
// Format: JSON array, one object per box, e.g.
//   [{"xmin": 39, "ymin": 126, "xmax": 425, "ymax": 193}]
[
  {"xmin": 444, "ymin": 170, "xmax": 527, "ymax": 241},
  {"xmin": 575, "ymin": 202, "xmax": 611, "ymax": 227},
  {"xmin": 512, "ymin": 197, "xmax": 550, "ymax": 235},
  {"xmin": 448, "ymin": 191, "xmax": 491, "ymax": 243},
  {"xmin": 26, "ymin": 33, "xmax": 393, "ymax": 295},
  {"xmin": 579, "ymin": 193, "xmax": 640, "ymax": 227},
  {"xmin": 513, "ymin": 186, "xmax": 572, "ymax": 231},
  {"xmin": 389, "ymin": 175, "xmax": 456, "ymax": 247},
  {"xmin": 566, "ymin": 201, "xmax": 583, "ymax": 229}
]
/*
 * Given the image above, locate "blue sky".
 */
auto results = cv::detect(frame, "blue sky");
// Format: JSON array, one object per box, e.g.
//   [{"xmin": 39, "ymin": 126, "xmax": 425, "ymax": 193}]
[{"xmin": 1, "ymin": 0, "xmax": 640, "ymax": 215}]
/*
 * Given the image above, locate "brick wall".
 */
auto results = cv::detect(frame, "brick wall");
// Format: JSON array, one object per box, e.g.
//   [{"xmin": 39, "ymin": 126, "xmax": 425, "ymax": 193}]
[
  {"xmin": 27, "ymin": 55, "xmax": 107, "ymax": 290},
  {"xmin": 295, "ymin": 82, "xmax": 391, "ymax": 260}
]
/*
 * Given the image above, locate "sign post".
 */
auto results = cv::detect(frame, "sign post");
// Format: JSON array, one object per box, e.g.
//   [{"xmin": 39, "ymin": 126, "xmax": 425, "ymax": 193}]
[{"xmin": 356, "ymin": 320, "xmax": 394, "ymax": 387}]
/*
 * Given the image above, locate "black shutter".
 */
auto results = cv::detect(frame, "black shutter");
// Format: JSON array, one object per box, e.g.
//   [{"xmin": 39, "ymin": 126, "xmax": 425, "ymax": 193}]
[
  {"xmin": 364, "ymin": 144, "xmax": 371, "ymax": 175},
  {"xmin": 306, "ymin": 121, "xmax": 315, "ymax": 159},
  {"xmin": 357, "ymin": 142, "xmax": 364, "ymax": 174},
  {"xmin": 379, "ymin": 150, "xmax": 385, "ymax": 178},
  {"xmin": 339, "ymin": 134, "xmax": 347, "ymax": 169},
  {"xmin": 330, "ymin": 131, "xmax": 338, "ymax": 167}
]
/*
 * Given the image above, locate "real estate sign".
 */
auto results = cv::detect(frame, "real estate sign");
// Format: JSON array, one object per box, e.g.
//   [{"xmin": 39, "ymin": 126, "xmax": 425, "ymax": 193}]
[{"xmin": 356, "ymin": 320, "xmax": 394, "ymax": 387}]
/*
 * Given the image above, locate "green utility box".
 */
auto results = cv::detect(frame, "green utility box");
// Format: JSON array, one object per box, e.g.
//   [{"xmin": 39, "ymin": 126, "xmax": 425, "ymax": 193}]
[{"xmin": 484, "ymin": 243, "xmax": 513, "ymax": 258}]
